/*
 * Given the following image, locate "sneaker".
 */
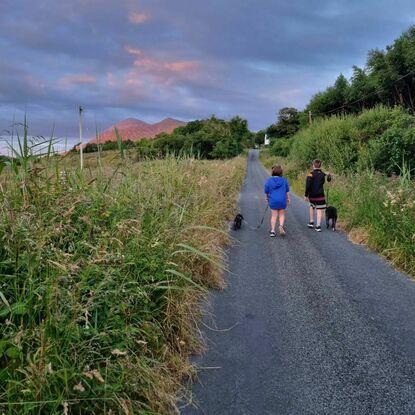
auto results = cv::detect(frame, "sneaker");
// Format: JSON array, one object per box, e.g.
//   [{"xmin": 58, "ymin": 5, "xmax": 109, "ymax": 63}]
[
  {"xmin": 279, "ymin": 226, "xmax": 286, "ymax": 236},
  {"xmin": 315, "ymin": 226, "xmax": 322, "ymax": 232},
  {"xmin": 307, "ymin": 222, "xmax": 314, "ymax": 229},
  {"xmin": 269, "ymin": 230, "xmax": 276, "ymax": 237}
]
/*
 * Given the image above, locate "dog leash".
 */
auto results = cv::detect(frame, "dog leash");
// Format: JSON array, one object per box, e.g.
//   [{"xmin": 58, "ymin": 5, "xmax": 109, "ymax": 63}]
[
  {"xmin": 243, "ymin": 204, "xmax": 269, "ymax": 230},
  {"xmin": 326, "ymin": 172, "xmax": 333, "ymax": 205}
]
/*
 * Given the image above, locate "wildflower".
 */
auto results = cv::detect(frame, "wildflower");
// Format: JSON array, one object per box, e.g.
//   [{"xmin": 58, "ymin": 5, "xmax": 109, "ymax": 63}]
[
  {"xmin": 111, "ymin": 348, "xmax": 127, "ymax": 356},
  {"xmin": 83, "ymin": 369, "xmax": 104, "ymax": 383},
  {"xmin": 73, "ymin": 382, "xmax": 85, "ymax": 392},
  {"xmin": 84, "ymin": 309, "xmax": 90, "ymax": 329}
]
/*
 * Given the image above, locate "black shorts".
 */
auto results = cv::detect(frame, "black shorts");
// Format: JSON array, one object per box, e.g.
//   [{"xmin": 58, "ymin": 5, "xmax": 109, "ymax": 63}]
[{"xmin": 309, "ymin": 198, "xmax": 326, "ymax": 209}]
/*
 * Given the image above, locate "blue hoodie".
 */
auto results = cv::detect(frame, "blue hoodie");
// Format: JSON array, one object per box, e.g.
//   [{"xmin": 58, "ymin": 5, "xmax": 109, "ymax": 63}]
[{"xmin": 264, "ymin": 176, "xmax": 290, "ymax": 210}]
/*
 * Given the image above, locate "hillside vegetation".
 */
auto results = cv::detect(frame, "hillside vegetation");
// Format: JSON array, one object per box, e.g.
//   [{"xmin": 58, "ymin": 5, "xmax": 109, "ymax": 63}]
[
  {"xmin": 81, "ymin": 116, "xmax": 253, "ymax": 160},
  {"xmin": 263, "ymin": 105, "xmax": 415, "ymax": 277},
  {"xmin": 288, "ymin": 106, "xmax": 415, "ymax": 175},
  {"xmin": 0, "ymin": 139, "xmax": 245, "ymax": 413}
]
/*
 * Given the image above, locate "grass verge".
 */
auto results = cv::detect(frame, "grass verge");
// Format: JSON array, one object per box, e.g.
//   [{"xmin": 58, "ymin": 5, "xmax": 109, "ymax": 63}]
[{"xmin": 0, "ymin": 150, "xmax": 245, "ymax": 414}]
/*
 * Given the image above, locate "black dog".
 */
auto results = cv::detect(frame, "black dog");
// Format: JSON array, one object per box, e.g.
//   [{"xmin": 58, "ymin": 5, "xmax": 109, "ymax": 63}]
[
  {"xmin": 326, "ymin": 206, "xmax": 338, "ymax": 231},
  {"xmin": 233, "ymin": 213, "xmax": 244, "ymax": 230}
]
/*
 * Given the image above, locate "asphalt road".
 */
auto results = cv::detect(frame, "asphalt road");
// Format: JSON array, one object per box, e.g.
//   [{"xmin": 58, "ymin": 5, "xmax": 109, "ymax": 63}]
[{"xmin": 181, "ymin": 150, "xmax": 415, "ymax": 415}]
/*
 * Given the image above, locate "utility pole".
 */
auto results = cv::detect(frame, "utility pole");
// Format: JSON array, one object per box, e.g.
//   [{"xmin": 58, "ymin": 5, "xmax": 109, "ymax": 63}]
[
  {"xmin": 79, "ymin": 106, "xmax": 84, "ymax": 171},
  {"xmin": 308, "ymin": 111, "xmax": 312, "ymax": 126}
]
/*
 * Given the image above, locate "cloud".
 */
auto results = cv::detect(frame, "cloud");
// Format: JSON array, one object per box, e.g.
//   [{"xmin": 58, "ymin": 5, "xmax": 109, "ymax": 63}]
[
  {"xmin": 0, "ymin": 0, "xmax": 414, "ymax": 137},
  {"xmin": 124, "ymin": 46, "xmax": 143, "ymax": 56},
  {"xmin": 57, "ymin": 74, "xmax": 97, "ymax": 89},
  {"xmin": 128, "ymin": 11, "xmax": 151, "ymax": 24},
  {"xmin": 124, "ymin": 45, "xmax": 199, "ymax": 84}
]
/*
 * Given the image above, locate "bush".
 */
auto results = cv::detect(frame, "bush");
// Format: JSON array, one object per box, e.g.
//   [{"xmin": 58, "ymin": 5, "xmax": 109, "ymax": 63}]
[
  {"xmin": 354, "ymin": 106, "xmax": 411, "ymax": 142},
  {"xmin": 289, "ymin": 114, "xmax": 359, "ymax": 171},
  {"xmin": 269, "ymin": 137, "xmax": 293, "ymax": 157},
  {"xmin": 289, "ymin": 106, "xmax": 415, "ymax": 174},
  {"xmin": 151, "ymin": 116, "xmax": 248, "ymax": 159},
  {"xmin": 83, "ymin": 140, "xmax": 136, "ymax": 154},
  {"xmin": 136, "ymin": 139, "xmax": 158, "ymax": 160}
]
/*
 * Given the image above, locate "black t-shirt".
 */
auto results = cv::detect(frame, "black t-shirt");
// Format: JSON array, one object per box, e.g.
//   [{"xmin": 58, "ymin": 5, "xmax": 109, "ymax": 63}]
[{"xmin": 305, "ymin": 169, "xmax": 331, "ymax": 198}]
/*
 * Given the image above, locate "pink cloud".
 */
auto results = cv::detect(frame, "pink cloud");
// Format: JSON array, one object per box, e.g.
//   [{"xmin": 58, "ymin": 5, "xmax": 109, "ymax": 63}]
[
  {"xmin": 164, "ymin": 61, "xmax": 197, "ymax": 73},
  {"xmin": 124, "ymin": 44, "xmax": 199, "ymax": 84},
  {"xmin": 100, "ymin": 47, "xmax": 202, "ymax": 106},
  {"xmin": 58, "ymin": 74, "xmax": 97, "ymax": 89},
  {"xmin": 124, "ymin": 45, "xmax": 142, "ymax": 56},
  {"xmin": 128, "ymin": 11, "xmax": 150, "ymax": 24},
  {"xmin": 132, "ymin": 58, "xmax": 198, "ymax": 85}
]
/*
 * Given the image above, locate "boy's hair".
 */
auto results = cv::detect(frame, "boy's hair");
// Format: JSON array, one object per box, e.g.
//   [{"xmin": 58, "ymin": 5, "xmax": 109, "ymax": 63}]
[
  {"xmin": 313, "ymin": 159, "xmax": 322, "ymax": 169},
  {"xmin": 271, "ymin": 165, "xmax": 283, "ymax": 176}
]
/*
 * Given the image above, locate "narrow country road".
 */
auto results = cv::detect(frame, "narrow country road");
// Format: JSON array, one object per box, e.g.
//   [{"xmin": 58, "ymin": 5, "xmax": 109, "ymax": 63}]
[{"xmin": 181, "ymin": 150, "xmax": 415, "ymax": 415}]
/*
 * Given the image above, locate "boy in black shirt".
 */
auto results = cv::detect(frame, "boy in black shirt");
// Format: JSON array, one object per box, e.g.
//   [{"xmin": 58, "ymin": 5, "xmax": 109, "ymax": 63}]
[{"xmin": 304, "ymin": 159, "xmax": 331, "ymax": 232}]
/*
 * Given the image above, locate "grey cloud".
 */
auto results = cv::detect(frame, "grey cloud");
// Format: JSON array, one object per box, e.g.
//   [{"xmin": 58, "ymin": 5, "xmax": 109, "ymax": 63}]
[{"xmin": 0, "ymin": 0, "xmax": 414, "ymax": 136}]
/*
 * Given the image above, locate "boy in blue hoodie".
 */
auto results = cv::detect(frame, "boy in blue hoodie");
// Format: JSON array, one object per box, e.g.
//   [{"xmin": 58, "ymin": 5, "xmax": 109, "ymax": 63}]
[{"xmin": 264, "ymin": 165, "xmax": 291, "ymax": 237}]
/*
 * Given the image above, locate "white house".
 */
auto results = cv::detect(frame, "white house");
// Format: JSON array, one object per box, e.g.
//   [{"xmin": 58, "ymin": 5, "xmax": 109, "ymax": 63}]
[{"xmin": 264, "ymin": 134, "xmax": 270, "ymax": 146}]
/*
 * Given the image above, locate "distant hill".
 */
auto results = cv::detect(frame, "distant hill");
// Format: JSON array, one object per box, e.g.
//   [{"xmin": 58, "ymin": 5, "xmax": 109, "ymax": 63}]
[{"xmin": 88, "ymin": 118, "xmax": 186, "ymax": 144}]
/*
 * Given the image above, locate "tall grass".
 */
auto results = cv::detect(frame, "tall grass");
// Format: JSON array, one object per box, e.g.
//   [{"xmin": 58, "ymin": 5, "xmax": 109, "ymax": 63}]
[{"xmin": 0, "ymin": 139, "xmax": 245, "ymax": 413}]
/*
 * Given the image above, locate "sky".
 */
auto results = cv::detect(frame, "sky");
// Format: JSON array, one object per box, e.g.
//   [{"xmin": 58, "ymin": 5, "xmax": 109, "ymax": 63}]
[{"xmin": 0, "ymin": 0, "xmax": 415, "ymax": 138}]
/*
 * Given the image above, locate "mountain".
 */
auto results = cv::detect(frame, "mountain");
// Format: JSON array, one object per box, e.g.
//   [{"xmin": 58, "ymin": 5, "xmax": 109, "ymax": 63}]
[{"xmin": 88, "ymin": 118, "xmax": 186, "ymax": 144}]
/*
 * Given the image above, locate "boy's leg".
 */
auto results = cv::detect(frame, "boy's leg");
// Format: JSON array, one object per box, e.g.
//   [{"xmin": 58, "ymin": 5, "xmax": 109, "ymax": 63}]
[
  {"xmin": 309, "ymin": 206, "xmax": 315, "ymax": 223},
  {"xmin": 270, "ymin": 209, "xmax": 278, "ymax": 232},
  {"xmin": 279, "ymin": 210, "xmax": 285, "ymax": 227},
  {"xmin": 278, "ymin": 210, "xmax": 286, "ymax": 235},
  {"xmin": 316, "ymin": 208, "xmax": 324, "ymax": 227}
]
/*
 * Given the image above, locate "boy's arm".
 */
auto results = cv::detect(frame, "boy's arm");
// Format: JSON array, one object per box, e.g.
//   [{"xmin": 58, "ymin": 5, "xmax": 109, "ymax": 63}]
[
  {"xmin": 264, "ymin": 182, "xmax": 270, "ymax": 202},
  {"xmin": 305, "ymin": 173, "xmax": 312, "ymax": 197},
  {"xmin": 286, "ymin": 180, "xmax": 291, "ymax": 204}
]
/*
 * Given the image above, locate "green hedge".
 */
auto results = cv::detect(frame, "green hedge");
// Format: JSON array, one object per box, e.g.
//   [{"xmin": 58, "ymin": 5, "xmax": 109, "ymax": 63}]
[{"xmin": 289, "ymin": 106, "xmax": 415, "ymax": 175}]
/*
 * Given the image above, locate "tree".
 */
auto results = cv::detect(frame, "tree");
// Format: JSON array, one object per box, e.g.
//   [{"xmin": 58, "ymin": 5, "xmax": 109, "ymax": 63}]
[
  {"xmin": 266, "ymin": 107, "xmax": 300, "ymax": 139},
  {"xmin": 367, "ymin": 49, "xmax": 396, "ymax": 106},
  {"xmin": 332, "ymin": 73, "xmax": 350, "ymax": 112},
  {"xmin": 347, "ymin": 66, "xmax": 377, "ymax": 112},
  {"xmin": 229, "ymin": 116, "xmax": 251, "ymax": 145},
  {"xmin": 147, "ymin": 115, "xmax": 249, "ymax": 159},
  {"xmin": 305, "ymin": 74, "xmax": 350, "ymax": 116}
]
